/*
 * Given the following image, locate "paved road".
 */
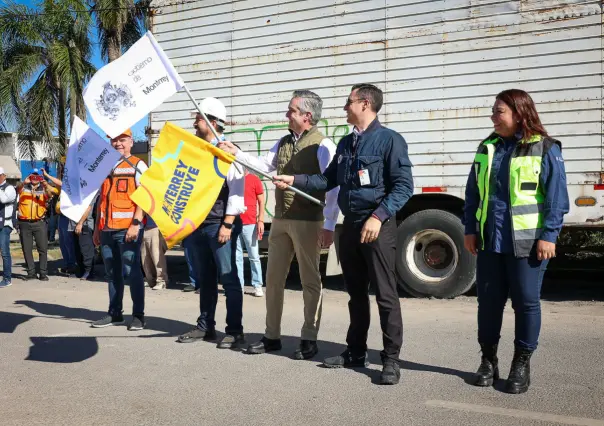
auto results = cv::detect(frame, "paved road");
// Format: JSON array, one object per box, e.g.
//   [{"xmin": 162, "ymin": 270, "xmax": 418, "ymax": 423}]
[{"xmin": 1, "ymin": 261, "xmax": 603, "ymax": 426}]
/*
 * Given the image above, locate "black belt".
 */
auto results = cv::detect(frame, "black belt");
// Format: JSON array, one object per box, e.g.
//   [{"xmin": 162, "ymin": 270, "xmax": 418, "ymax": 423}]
[{"xmin": 18, "ymin": 219, "xmax": 42, "ymax": 223}]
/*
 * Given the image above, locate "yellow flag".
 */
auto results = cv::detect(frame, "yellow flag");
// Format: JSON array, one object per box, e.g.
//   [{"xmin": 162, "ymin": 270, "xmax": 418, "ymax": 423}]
[{"xmin": 130, "ymin": 122, "xmax": 235, "ymax": 248}]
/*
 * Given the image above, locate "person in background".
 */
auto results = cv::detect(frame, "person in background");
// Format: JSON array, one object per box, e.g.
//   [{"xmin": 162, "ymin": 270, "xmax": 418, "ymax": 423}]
[
  {"xmin": 181, "ymin": 236, "xmax": 198, "ymax": 293},
  {"xmin": 141, "ymin": 215, "xmax": 169, "ymax": 290},
  {"xmin": 273, "ymin": 84, "xmax": 414, "ymax": 385},
  {"xmin": 0, "ymin": 167, "xmax": 17, "ymax": 288},
  {"xmin": 43, "ymin": 166, "xmax": 77, "ymax": 276},
  {"xmin": 16, "ymin": 169, "xmax": 59, "ymax": 281},
  {"xmin": 236, "ymin": 169, "xmax": 265, "ymax": 297},
  {"xmin": 73, "ymin": 196, "xmax": 97, "ymax": 281},
  {"xmin": 463, "ymin": 89, "xmax": 569, "ymax": 394},
  {"xmin": 41, "ymin": 168, "xmax": 96, "ymax": 280},
  {"xmin": 91, "ymin": 129, "xmax": 148, "ymax": 331},
  {"xmin": 47, "ymin": 193, "xmax": 58, "ymax": 243}
]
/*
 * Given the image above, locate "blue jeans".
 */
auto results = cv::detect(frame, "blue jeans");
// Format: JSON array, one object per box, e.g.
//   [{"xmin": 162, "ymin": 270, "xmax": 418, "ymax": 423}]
[
  {"xmin": 190, "ymin": 222, "xmax": 243, "ymax": 335},
  {"xmin": 476, "ymin": 250, "xmax": 549, "ymax": 351},
  {"xmin": 48, "ymin": 214, "xmax": 58, "ymax": 241},
  {"xmin": 101, "ymin": 229, "xmax": 145, "ymax": 317},
  {"xmin": 0, "ymin": 226, "xmax": 12, "ymax": 281},
  {"xmin": 236, "ymin": 224, "xmax": 263, "ymax": 289},
  {"xmin": 183, "ymin": 235, "xmax": 197, "ymax": 288},
  {"xmin": 58, "ymin": 215, "xmax": 76, "ymax": 269}
]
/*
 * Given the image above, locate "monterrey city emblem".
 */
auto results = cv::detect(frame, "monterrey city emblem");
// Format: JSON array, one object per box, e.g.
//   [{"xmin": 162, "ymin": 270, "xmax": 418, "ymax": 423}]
[{"xmin": 95, "ymin": 82, "xmax": 136, "ymax": 121}]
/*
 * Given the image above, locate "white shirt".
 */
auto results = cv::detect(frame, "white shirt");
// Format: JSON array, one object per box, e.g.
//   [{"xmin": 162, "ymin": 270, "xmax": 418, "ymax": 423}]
[
  {"xmin": 0, "ymin": 183, "xmax": 16, "ymax": 229},
  {"xmin": 213, "ymin": 135, "xmax": 246, "ymax": 216},
  {"xmin": 235, "ymin": 132, "xmax": 340, "ymax": 231}
]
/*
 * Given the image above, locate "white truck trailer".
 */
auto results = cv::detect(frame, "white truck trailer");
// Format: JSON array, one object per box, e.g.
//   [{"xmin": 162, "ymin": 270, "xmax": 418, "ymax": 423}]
[{"xmin": 149, "ymin": 0, "xmax": 604, "ymax": 298}]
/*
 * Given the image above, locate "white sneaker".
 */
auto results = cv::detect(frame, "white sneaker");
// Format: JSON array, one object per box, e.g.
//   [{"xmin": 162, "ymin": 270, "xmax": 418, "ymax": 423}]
[
  {"xmin": 153, "ymin": 282, "xmax": 165, "ymax": 291},
  {"xmin": 253, "ymin": 287, "xmax": 264, "ymax": 297}
]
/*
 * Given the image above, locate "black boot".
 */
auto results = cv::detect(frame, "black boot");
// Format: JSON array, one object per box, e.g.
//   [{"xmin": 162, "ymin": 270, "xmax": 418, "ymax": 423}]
[
  {"xmin": 505, "ymin": 346, "xmax": 533, "ymax": 394},
  {"xmin": 472, "ymin": 343, "xmax": 499, "ymax": 387}
]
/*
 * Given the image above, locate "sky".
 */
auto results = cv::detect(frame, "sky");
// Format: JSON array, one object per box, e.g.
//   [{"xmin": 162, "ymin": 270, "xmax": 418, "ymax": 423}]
[{"xmin": 16, "ymin": 0, "xmax": 148, "ymax": 142}]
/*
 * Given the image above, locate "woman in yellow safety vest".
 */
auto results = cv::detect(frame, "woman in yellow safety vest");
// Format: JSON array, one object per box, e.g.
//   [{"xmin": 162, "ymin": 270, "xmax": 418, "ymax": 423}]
[{"xmin": 462, "ymin": 89, "xmax": 569, "ymax": 394}]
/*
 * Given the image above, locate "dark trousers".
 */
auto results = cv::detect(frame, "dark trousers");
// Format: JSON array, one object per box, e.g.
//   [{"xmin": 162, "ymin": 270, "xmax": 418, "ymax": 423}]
[
  {"xmin": 58, "ymin": 215, "xmax": 76, "ymax": 269},
  {"xmin": 339, "ymin": 218, "xmax": 402, "ymax": 361},
  {"xmin": 75, "ymin": 226, "xmax": 95, "ymax": 275},
  {"xmin": 100, "ymin": 229, "xmax": 145, "ymax": 317},
  {"xmin": 18, "ymin": 220, "xmax": 48, "ymax": 276},
  {"xmin": 189, "ymin": 221, "xmax": 243, "ymax": 335},
  {"xmin": 476, "ymin": 250, "xmax": 549, "ymax": 352}
]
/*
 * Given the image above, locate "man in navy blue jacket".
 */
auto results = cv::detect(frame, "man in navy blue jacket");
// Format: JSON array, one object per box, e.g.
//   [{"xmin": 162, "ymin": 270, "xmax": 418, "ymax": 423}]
[{"xmin": 274, "ymin": 84, "xmax": 413, "ymax": 385}]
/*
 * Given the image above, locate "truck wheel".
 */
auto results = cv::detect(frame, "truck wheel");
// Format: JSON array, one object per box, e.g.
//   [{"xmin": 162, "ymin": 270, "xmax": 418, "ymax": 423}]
[{"xmin": 396, "ymin": 209, "xmax": 476, "ymax": 298}]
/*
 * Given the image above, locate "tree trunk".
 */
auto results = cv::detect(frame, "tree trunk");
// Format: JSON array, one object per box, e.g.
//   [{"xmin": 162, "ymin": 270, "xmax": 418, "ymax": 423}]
[
  {"xmin": 69, "ymin": 88, "xmax": 76, "ymax": 130},
  {"xmin": 107, "ymin": 31, "xmax": 122, "ymax": 62},
  {"xmin": 57, "ymin": 80, "xmax": 67, "ymax": 149}
]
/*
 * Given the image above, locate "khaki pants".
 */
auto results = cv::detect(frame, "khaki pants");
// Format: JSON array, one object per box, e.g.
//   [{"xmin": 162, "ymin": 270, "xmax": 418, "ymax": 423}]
[
  {"xmin": 265, "ymin": 218, "xmax": 323, "ymax": 341},
  {"xmin": 141, "ymin": 227, "xmax": 169, "ymax": 286}
]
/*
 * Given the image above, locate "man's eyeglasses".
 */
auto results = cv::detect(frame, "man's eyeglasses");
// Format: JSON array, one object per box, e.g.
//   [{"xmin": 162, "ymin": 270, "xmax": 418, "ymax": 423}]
[{"xmin": 345, "ymin": 98, "xmax": 367, "ymax": 107}]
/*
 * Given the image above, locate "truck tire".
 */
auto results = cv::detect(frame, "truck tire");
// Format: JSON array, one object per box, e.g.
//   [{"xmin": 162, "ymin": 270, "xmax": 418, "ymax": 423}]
[{"xmin": 396, "ymin": 209, "xmax": 476, "ymax": 298}]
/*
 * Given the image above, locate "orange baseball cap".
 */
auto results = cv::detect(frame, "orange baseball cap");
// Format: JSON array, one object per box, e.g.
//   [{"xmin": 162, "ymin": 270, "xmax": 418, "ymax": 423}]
[{"xmin": 108, "ymin": 128, "xmax": 133, "ymax": 140}]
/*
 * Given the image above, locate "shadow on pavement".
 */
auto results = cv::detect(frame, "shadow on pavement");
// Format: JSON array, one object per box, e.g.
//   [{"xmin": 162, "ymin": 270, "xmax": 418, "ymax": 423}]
[{"xmin": 0, "ymin": 311, "xmax": 36, "ymax": 334}]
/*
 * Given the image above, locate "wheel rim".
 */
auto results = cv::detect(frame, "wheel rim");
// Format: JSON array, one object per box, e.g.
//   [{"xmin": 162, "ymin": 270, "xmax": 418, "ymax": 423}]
[{"xmin": 404, "ymin": 229, "xmax": 458, "ymax": 284}]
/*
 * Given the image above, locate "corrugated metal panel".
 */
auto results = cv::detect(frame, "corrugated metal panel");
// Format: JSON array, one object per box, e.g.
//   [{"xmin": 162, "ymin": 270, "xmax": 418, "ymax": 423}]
[{"xmin": 150, "ymin": 0, "xmax": 603, "ymax": 223}]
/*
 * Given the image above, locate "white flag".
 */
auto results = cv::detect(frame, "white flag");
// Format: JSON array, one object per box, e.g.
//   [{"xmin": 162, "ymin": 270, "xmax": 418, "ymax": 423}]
[
  {"xmin": 83, "ymin": 31, "xmax": 184, "ymax": 139},
  {"xmin": 60, "ymin": 117, "xmax": 122, "ymax": 223}
]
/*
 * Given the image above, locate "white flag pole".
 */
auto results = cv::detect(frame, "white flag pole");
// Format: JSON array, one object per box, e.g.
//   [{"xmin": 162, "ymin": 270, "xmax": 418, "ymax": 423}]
[{"xmin": 182, "ymin": 85, "xmax": 325, "ymax": 208}]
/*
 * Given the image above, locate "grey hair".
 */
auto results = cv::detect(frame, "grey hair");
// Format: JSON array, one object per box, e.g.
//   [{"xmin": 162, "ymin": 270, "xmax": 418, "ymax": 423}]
[{"xmin": 292, "ymin": 90, "xmax": 323, "ymax": 126}]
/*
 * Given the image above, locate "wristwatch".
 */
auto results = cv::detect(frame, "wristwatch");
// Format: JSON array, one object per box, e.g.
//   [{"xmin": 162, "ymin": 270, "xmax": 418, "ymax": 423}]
[
  {"xmin": 132, "ymin": 219, "xmax": 141, "ymax": 226},
  {"xmin": 222, "ymin": 222, "xmax": 233, "ymax": 229}
]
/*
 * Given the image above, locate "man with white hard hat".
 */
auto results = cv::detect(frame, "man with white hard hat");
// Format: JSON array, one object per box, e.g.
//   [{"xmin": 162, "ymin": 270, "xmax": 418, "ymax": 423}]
[
  {"xmin": 0, "ymin": 166, "xmax": 17, "ymax": 288},
  {"xmin": 178, "ymin": 97, "xmax": 247, "ymax": 350}
]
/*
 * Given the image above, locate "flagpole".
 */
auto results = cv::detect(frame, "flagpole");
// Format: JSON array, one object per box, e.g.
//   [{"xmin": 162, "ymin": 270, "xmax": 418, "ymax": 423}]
[{"xmin": 182, "ymin": 85, "xmax": 326, "ymax": 208}]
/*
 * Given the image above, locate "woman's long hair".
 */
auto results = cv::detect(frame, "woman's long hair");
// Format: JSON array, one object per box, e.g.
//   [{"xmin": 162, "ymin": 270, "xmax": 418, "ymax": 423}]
[{"xmin": 495, "ymin": 89, "xmax": 548, "ymax": 139}]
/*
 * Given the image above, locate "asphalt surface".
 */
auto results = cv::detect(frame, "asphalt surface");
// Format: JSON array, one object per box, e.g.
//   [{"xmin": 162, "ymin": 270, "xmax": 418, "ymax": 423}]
[{"xmin": 1, "ymin": 257, "xmax": 603, "ymax": 426}]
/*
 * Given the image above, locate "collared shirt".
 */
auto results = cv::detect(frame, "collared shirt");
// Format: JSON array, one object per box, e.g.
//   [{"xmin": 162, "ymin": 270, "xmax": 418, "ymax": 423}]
[
  {"xmin": 212, "ymin": 134, "xmax": 246, "ymax": 216},
  {"xmin": 235, "ymin": 130, "xmax": 340, "ymax": 231}
]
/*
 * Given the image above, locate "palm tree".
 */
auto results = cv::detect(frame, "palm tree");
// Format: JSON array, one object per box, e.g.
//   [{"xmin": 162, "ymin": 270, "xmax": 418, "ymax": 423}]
[
  {"xmin": 93, "ymin": 0, "xmax": 150, "ymax": 62},
  {"xmin": 0, "ymin": 0, "xmax": 95, "ymax": 159}
]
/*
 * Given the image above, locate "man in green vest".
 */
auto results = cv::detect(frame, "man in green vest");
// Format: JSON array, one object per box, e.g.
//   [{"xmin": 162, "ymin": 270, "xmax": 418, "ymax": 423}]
[{"xmin": 218, "ymin": 90, "xmax": 340, "ymax": 360}]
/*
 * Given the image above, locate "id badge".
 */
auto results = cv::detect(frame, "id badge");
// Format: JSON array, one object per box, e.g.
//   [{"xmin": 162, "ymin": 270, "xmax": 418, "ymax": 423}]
[{"xmin": 358, "ymin": 169, "xmax": 371, "ymax": 186}]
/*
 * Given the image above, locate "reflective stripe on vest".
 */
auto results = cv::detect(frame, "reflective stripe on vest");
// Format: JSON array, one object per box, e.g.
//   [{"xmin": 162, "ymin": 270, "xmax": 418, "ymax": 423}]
[
  {"xmin": 474, "ymin": 134, "xmax": 545, "ymax": 257},
  {"xmin": 98, "ymin": 157, "xmax": 141, "ymax": 230}
]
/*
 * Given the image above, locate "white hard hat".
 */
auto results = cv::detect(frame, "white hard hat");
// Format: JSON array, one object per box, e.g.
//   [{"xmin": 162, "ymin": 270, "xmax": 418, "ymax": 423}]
[{"xmin": 197, "ymin": 97, "xmax": 227, "ymax": 126}]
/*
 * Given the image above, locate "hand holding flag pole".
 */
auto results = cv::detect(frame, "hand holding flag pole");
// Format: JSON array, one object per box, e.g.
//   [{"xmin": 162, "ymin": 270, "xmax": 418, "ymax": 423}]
[{"xmin": 182, "ymin": 85, "xmax": 326, "ymax": 208}]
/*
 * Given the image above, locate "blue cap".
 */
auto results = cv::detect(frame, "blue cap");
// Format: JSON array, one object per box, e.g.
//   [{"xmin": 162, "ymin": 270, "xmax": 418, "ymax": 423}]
[{"xmin": 31, "ymin": 168, "xmax": 40, "ymax": 174}]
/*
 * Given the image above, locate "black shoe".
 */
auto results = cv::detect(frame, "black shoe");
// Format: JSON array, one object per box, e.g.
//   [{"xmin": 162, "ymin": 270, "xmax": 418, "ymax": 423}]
[
  {"xmin": 505, "ymin": 346, "xmax": 533, "ymax": 394},
  {"xmin": 293, "ymin": 340, "xmax": 318, "ymax": 360},
  {"xmin": 39, "ymin": 275, "xmax": 49, "ymax": 281},
  {"xmin": 182, "ymin": 284, "xmax": 196, "ymax": 292},
  {"xmin": 128, "ymin": 316, "xmax": 145, "ymax": 331},
  {"xmin": 322, "ymin": 350, "xmax": 369, "ymax": 368},
  {"xmin": 195, "ymin": 288, "xmax": 200, "ymax": 294},
  {"xmin": 380, "ymin": 359, "xmax": 401, "ymax": 385},
  {"xmin": 177, "ymin": 328, "xmax": 217, "ymax": 343},
  {"xmin": 91, "ymin": 314, "xmax": 125, "ymax": 328},
  {"xmin": 246, "ymin": 336, "xmax": 282, "ymax": 354},
  {"xmin": 473, "ymin": 343, "xmax": 499, "ymax": 387},
  {"xmin": 23, "ymin": 274, "xmax": 37, "ymax": 281},
  {"xmin": 217, "ymin": 334, "xmax": 246, "ymax": 349}
]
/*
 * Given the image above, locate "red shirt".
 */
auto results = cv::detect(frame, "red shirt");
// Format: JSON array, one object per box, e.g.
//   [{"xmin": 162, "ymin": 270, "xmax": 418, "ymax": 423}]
[{"xmin": 240, "ymin": 174, "xmax": 264, "ymax": 225}]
